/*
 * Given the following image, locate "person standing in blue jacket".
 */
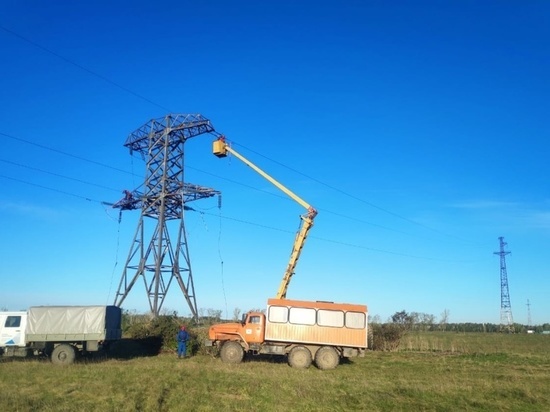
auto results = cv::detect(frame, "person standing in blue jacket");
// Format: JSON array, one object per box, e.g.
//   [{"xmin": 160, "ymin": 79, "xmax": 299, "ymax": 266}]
[{"xmin": 177, "ymin": 325, "xmax": 189, "ymax": 358}]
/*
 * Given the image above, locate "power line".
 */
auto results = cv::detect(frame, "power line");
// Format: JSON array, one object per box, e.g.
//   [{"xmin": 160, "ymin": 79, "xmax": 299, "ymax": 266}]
[
  {"xmin": 1, "ymin": 24, "xmax": 473, "ymax": 247},
  {"xmin": 1, "ymin": 130, "xmax": 419, "ymax": 239},
  {"xmin": 0, "ymin": 174, "xmax": 102, "ymax": 203},
  {"xmin": 0, "ymin": 169, "xmax": 467, "ymax": 262},
  {"xmin": 0, "ymin": 25, "xmax": 172, "ymax": 113},
  {"xmin": 230, "ymin": 140, "xmax": 475, "ymax": 244},
  {"xmin": 0, "ymin": 167, "xmax": 455, "ymax": 261},
  {"xmin": 0, "ymin": 158, "xmax": 121, "ymax": 193},
  {"xmin": 190, "ymin": 164, "xmax": 417, "ymax": 237},
  {"xmin": 1, "ymin": 130, "xmax": 465, "ymax": 251},
  {"xmin": 0, "ymin": 131, "xmax": 133, "ymax": 175},
  {"xmin": 198, "ymin": 210, "xmax": 466, "ymax": 263},
  {"xmin": 1, "ymin": 25, "xmax": 467, "ymax": 245}
]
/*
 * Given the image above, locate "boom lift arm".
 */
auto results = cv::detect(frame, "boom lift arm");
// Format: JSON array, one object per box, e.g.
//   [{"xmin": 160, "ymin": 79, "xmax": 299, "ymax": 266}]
[{"xmin": 213, "ymin": 137, "xmax": 317, "ymax": 299}]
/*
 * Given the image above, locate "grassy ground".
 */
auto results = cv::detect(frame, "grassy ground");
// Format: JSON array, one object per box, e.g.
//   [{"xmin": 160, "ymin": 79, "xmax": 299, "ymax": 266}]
[{"xmin": 1, "ymin": 332, "xmax": 549, "ymax": 411}]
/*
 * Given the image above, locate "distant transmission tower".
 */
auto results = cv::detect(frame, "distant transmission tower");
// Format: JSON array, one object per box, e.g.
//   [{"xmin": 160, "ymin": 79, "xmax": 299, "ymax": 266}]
[
  {"xmin": 527, "ymin": 299, "xmax": 532, "ymax": 328},
  {"xmin": 494, "ymin": 237, "xmax": 514, "ymax": 331},
  {"xmin": 112, "ymin": 114, "xmax": 221, "ymax": 320}
]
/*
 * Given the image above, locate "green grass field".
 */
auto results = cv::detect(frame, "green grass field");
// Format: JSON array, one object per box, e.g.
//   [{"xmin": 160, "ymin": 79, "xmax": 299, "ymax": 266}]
[{"xmin": 1, "ymin": 332, "xmax": 549, "ymax": 411}]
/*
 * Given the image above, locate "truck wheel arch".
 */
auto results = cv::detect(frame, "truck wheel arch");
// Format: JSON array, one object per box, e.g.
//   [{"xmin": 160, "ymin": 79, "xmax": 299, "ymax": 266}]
[{"xmin": 214, "ymin": 333, "xmax": 250, "ymax": 351}]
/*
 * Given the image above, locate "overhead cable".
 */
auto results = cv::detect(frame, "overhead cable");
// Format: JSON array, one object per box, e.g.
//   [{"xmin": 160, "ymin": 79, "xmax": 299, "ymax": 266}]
[{"xmin": 0, "ymin": 25, "xmax": 172, "ymax": 113}]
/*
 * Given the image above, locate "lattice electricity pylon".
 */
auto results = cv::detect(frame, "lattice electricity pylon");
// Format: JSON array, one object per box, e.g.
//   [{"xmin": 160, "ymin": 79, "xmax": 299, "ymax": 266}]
[
  {"xmin": 494, "ymin": 237, "xmax": 514, "ymax": 332},
  {"xmin": 112, "ymin": 114, "xmax": 221, "ymax": 320}
]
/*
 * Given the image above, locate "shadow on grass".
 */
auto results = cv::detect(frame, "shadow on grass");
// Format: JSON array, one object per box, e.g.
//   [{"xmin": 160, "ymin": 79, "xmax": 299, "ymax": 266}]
[
  {"xmin": 106, "ymin": 337, "xmax": 163, "ymax": 360},
  {"xmin": 243, "ymin": 353, "xmax": 288, "ymax": 365},
  {"xmin": 241, "ymin": 353, "xmax": 358, "ymax": 368},
  {"xmin": 0, "ymin": 337, "xmax": 163, "ymax": 364}
]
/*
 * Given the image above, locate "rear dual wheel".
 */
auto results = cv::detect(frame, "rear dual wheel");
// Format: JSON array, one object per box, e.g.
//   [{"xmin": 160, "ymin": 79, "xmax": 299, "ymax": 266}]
[
  {"xmin": 288, "ymin": 346, "xmax": 312, "ymax": 369},
  {"xmin": 314, "ymin": 346, "xmax": 339, "ymax": 370}
]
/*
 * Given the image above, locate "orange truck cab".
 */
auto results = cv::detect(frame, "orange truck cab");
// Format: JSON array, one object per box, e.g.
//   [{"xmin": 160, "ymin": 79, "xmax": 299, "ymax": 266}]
[{"xmin": 206, "ymin": 298, "xmax": 368, "ymax": 370}]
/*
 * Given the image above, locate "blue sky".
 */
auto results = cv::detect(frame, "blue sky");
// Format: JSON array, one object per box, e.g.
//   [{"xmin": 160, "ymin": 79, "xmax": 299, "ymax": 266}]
[{"xmin": 1, "ymin": 1, "xmax": 548, "ymax": 324}]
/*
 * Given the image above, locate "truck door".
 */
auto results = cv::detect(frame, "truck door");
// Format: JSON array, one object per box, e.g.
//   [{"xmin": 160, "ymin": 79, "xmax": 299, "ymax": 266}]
[
  {"xmin": 244, "ymin": 314, "xmax": 265, "ymax": 344},
  {"xmin": 0, "ymin": 314, "xmax": 26, "ymax": 347}
]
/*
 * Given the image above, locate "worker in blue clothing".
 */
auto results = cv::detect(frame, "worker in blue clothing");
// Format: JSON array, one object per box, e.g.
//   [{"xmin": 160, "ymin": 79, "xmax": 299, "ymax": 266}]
[{"xmin": 177, "ymin": 325, "xmax": 189, "ymax": 358}]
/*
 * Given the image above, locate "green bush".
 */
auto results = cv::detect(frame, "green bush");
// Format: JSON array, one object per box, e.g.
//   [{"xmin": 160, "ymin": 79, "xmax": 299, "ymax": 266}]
[
  {"xmin": 122, "ymin": 312, "xmax": 209, "ymax": 355},
  {"xmin": 125, "ymin": 314, "xmax": 178, "ymax": 351}
]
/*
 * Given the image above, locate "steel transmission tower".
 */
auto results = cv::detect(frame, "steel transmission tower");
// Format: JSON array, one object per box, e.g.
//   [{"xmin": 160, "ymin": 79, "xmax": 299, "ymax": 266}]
[
  {"xmin": 112, "ymin": 114, "xmax": 221, "ymax": 320},
  {"xmin": 494, "ymin": 237, "xmax": 514, "ymax": 331},
  {"xmin": 527, "ymin": 299, "xmax": 532, "ymax": 328}
]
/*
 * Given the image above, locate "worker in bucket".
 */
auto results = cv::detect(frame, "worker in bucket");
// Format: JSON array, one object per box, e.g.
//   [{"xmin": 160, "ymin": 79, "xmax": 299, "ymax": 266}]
[{"xmin": 177, "ymin": 325, "xmax": 189, "ymax": 358}]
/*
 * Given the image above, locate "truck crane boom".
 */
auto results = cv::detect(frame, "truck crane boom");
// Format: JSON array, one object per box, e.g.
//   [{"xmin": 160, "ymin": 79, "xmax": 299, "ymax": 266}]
[{"xmin": 213, "ymin": 137, "xmax": 317, "ymax": 299}]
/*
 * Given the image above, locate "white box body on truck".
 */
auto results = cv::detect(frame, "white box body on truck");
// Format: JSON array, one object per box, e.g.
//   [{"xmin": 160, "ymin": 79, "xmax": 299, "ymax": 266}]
[{"xmin": 0, "ymin": 305, "xmax": 122, "ymax": 364}]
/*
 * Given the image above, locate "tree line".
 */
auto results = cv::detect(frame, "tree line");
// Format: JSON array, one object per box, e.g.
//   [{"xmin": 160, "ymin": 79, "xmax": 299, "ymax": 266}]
[{"xmin": 371, "ymin": 310, "xmax": 550, "ymax": 334}]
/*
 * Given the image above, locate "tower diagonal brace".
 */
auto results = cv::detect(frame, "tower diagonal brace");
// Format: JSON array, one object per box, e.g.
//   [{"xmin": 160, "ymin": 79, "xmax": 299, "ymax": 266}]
[{"xmin": 114, "ymin": 214, "xmax": 200, "ymax": 319}]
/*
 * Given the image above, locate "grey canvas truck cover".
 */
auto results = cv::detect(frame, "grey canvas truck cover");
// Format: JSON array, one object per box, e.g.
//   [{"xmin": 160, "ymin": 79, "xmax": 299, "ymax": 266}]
[{"xmin": 26, "ymin": 305, "xmax": 122, "ymax": 341}]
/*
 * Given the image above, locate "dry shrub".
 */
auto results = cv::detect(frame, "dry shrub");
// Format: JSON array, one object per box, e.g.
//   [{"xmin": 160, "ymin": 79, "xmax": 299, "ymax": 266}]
[{"xmin": 371, "ymin": 323, "xmax": 406, "ymax": 351}]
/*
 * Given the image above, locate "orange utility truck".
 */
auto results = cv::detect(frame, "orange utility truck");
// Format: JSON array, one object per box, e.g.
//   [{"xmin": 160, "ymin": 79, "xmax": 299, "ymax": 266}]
[
  {"xmin": 205, "ymin": 137, "xmax": 368, "ymax": 369},
  {"xmin": 208, "ymin": 298, "xmax": 367, "ymax": 370}
]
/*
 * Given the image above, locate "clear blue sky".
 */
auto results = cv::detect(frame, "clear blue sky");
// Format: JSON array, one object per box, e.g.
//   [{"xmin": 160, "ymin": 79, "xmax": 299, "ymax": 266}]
[{"xmin": 1, "ymin": 1, "xmax": 548, "ymax": 324}]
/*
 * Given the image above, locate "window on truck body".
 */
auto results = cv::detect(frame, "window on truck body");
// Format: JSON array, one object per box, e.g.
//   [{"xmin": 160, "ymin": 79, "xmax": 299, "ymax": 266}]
[
  {"xmin": 5, "ymin": 316, "xmax": 21, "ymax": 328},
  {"xmin": 289, "ymin": 307, "xmax": 316, "ymax": 325},
  {"xmin": 268, "ymin": 306, "xmax": 288, "ymax": 323},
  {"xmin": 345, "ymin": 311, "xmax": 366, "ymax": 329},
  {"xmin": 317, "ymin": 309, "xmax": 345, "ymax": 328}
]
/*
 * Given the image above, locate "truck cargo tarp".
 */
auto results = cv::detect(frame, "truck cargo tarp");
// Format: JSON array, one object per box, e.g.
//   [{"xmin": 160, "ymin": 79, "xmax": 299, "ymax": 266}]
[{"xmin": 27, "ymin": 306, "xmax": 119, "ymax": 336}]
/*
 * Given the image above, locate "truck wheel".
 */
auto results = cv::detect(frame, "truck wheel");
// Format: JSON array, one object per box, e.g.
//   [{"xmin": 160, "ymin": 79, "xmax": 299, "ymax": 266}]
[
  {"xmin": 51, "ymin": 344, "xmax": 76, "ymax": 365},
  {"xmin": 220, "ymin": 341, "xmax": 244, "ymax": 364},
  {"xmin": 315, "ymin": 346, "xmax": 339, "ymax": 370},
  {"xmin": 288, "ymin": 346, "xmax": 312, "ymax": 369}
]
